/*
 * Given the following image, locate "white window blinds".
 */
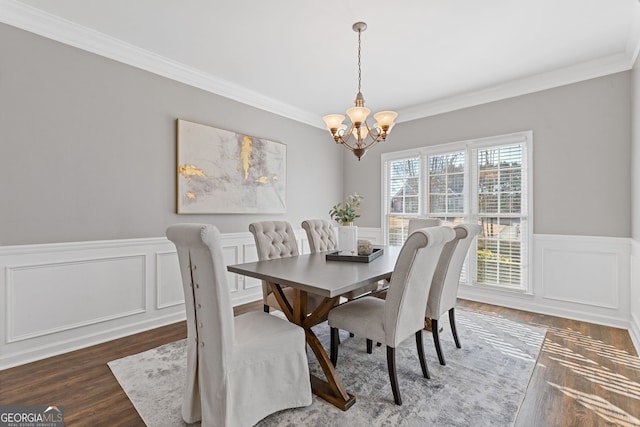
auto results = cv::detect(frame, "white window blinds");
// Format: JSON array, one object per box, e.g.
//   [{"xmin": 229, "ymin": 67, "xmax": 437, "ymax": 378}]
[{"xmin": 383, "ymin": 156, "xmax": 421, "ymax": 245}]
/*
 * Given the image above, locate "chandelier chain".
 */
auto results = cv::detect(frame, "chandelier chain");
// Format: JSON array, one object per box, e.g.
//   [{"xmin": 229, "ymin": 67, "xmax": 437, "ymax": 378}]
[{"xmin": 357, "ymin": 28, "xmax": 362, "ymax": 93}]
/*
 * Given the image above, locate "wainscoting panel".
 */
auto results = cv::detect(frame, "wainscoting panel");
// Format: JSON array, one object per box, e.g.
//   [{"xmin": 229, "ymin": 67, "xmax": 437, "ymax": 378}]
[
  {"xmin": 459, "ymin": 234, "xmax": 631, "ymax": 329},
  {"xmin": 540, "ymin": 249, "xmax": 619, "ymax": 309},
  {"xmin": 0, "ymin": 230, "xmax": 313, "ymax": 369},
  {"xmin": 222, "ymin": 244, "xmax": 240, "ymax": 293},
  {"xmin": 3, "ymin": 229, "xmax": 631, "ymax": 369},
  {"xmin": 7, "ymin": 254, "xmax": 146, "ymax": 342},
  {"xmin": 156, "ymin": 251, "xmax": 183, "ymax": 309},
  {"xmin": 240, "ymin": 241, "xmax": 261, "ymax": 293},
  {"xmin": 0, "ymin": 238, "xmax": 186, "ymax": 369}
]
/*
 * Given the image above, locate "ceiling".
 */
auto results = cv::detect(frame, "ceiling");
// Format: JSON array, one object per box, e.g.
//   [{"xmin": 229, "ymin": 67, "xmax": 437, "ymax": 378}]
[{"xmin": 2, "ymin": 0, "xmax": 640, "ymax": 128}]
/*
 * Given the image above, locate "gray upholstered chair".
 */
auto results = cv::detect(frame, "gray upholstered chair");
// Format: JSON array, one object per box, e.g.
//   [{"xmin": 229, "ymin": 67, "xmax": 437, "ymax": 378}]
[
  {"xmin": 301, "ymin": 219, "xmax": 338, "ymax": 253},
  {"xmin": 249, "ymin": 221, "xmax": 325, "ymax": 313},
  {"xmin": 166, "ymin": 223, "xmax": 311, "ymax": 426},
  {"xmin": 426, "ymin": 223, "xmax": 482, "ymax": 365},
  {"xmin": 407, "ymin": 217, "xmax": 441, "ymax": 234},
  {"xmin": 302, "ymin": 219, "xmax": 381, "ymax": 348},
  {"xmin": 301, "ymin": 219, "xmax": 380, "ymax": 300},
  {"xmin": 328, "ymin": 226, "xmax": 456, "ymax": 405}
]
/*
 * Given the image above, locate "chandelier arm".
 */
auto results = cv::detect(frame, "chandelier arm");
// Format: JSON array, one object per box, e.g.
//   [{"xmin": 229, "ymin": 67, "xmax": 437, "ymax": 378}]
[
  {"xmin": 335, "ymin": 123, "xmax": 355, "ymax": 145},
  {"xmin": 361, "ymin": 135, "xmax": 383, "ymax": 151},
  {"xmin": 346, "ymin": 132, "xmax": 383, "ymax": 151},
  {"xmin": 364, "ymin": 121, "xmax": 382, "ymax": 139},
  {"xmin": 338, "ymin": 141, "xmax": 356, "ymax": 152}
]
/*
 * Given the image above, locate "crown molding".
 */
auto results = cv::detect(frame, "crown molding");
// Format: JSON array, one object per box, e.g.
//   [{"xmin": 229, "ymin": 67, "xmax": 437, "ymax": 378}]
[
  {"xmin": 1, "ymin": 0, "xmax": 637, "ymax": 129},
  {"xmin": 0, "ymin": 0, "xmax": 321, "ymax": 128},
  {"xmin": 626, "ymin": 1, "xmax": 640, "ymax": 68},
  {"xmin": 396, "ymin": 52, "xmax": 633, "ymax": 123}
]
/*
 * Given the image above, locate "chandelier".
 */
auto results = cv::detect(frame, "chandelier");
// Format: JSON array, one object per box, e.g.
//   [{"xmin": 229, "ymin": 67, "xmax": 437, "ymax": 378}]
[{"xmin": 323, "ymin": 22, "xmax": 398, "ymax": 161}]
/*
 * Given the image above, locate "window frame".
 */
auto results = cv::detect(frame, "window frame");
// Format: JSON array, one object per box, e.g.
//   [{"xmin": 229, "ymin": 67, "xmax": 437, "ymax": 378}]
[
  {"xmin": 381, "ymin": 149, "xmax": 423, "ymax": 245},
  {"xmin": 381, "ymin": 131, "xmax": 533, "ymax": 294}
]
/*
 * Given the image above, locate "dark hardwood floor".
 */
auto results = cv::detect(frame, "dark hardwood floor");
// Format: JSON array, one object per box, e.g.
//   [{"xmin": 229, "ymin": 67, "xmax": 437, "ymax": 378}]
[{"xmin": 1, "ymin": 300, "xmax": 639, "ymax": 426}]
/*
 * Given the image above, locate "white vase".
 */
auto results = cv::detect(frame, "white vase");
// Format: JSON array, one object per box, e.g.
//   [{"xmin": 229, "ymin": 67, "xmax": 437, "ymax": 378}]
[{"xmin": 338, "ymin": 225, "xmax": 358, "ymax": 255}]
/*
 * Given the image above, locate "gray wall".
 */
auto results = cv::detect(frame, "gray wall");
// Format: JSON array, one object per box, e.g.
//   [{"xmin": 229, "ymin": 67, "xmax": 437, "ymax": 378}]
[
  {"xmin": 2, "ymin": 22, "xmax": 632, "ymax": 244},
  {"xmin": 345, "ymin": 72, "xmax": 632, "ymax": 238},
  {"xmin": 0, "ymin": 24, "xmax": 342, "ymax": 245}
]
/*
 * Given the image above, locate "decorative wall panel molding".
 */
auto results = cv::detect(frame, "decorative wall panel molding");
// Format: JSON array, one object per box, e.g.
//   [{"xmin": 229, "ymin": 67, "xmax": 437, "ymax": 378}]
[
  {"xmin": 0, "ymin": 230, "xmax": 632, "ymax": 369},
  {"xmin": 156, "ymin": 251, "xmax": 183, "ymax": 309},
  {"xmin": 0, "ymin": 230, "xmax": 308, "ymax": 369},
  {"xmin": 540, "ymin": 249, "xmax": 619, "ymax": 309},
  {"xmin": 459, "ymin": 234, "xmax": 631, "ymax": 329},
  {"xmin": 7, "ymin": 254, "xmax": 146, "ymax": 342},
  {"xmin": 0, "ymin": 238, "xmax": 180, "ymax": 369}
]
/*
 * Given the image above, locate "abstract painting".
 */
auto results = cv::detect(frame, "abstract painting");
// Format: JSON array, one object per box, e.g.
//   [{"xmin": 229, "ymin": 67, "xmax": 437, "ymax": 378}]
[{"xmin": 176, "ymin": 119, "xmax": 286, "ymax": 214}]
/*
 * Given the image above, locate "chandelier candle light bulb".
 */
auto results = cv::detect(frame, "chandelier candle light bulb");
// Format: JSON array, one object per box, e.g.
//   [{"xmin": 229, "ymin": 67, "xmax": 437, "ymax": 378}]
[{"xmin": 322, "ymin": 22, "xmax": 398, "ymax": 160}]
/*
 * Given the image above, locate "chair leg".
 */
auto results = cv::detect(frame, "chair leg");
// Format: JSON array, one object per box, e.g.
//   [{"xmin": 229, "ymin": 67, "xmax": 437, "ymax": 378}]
[
  {"xmin": 366, "ymin": 339, "xmax": 373, "ymax": 354},
  {"xmin": 415, "ymin": 330, "xmax": 430, "ymax": 379},
  {"xmin": 263, "ymin": 304, "xmax": 270, "ymax": 313},
  {"xmin": 386, "ymin": 346, "xmax": 402, "ymax": 405},
  {"xmin": 330, "ymin": 327, "xmax": 339, "ymax": 366},
  {"xmin": 432, "ymin": 319, "xmax": 446, "ymax": 366},
  {"xmin": 449, "ymin": 308, "xmax": 461, "ymax": 349}
]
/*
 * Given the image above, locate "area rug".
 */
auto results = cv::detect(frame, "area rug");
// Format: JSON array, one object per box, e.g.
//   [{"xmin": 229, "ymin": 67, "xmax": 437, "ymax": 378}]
[{"xmin": 108, "ymin": 308, "xmax": 545, "ymax": 426}]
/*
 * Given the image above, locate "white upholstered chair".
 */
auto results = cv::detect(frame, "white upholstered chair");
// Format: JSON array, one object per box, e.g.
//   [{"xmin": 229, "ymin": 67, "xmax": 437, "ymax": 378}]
[
  {"xmin": 425, "ymin": 223, "xmax": 482, "ymax": 365},
  {"xmin": 328, "ymin": 226, "xmax": 456, "ymax": 405},
  {"xmin": 167, "ymin": 224, "xmax": 312, "ymax": 426},
  {"xmin": 302, "ymin": 218, "xmax": 381, "ymax": 348},
  {"xmin": 407, "ymin": 217, "xmax": 441, "ymax": 234},
  {"xmin": 249, "ymin": 221, "xmax": 325, "ymax": 313},
  {"xmin": 301, "ymin": 219, "xmax": 380, "ymax": 300},
  {"xmin": 301, "ymin": 219, "xmax": 338, "ymax": 253}
]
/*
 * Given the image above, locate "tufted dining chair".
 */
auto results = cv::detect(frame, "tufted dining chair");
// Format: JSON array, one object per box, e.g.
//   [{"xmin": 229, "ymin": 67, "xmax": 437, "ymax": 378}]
[
  {"xmin": 301, "ymin": 219, "xmax": 380, "ymax": 300},
  {"xmin": 302, "ymin": 219, "xmax": 381, "ymax": 348},
  {"xmin": 166, "ymin": 223, "xmax": 311, "ymax": 426},
  {"xmin": 301, "ymin": 219, "xmax": 338, "ymax": 253},
  {"xmin": 249, "ymin": 221, "xmax": 325, "ymax": 314},
  {"xmin": 328, "ymin": 226, "xmax": 456, "ymax": 405},
  {"xmin": 425, "ymin": 223, "xmax": 482, "ymax": 365}
]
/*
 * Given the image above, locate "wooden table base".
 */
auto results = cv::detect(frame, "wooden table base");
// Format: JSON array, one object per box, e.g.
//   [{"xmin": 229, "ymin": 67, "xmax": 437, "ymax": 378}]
[{"xmin": 310, "ymin": 375, "xmax": 356, "ymax": 411}]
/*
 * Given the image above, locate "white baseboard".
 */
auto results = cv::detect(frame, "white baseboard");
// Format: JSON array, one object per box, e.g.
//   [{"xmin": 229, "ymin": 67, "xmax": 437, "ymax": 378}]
[
  {"xmin": 459, "ymin": 286, "xmax": 629, "ymax": 329},
  {"xmin": 1, "ymin": 311, "xmax": 186, "ymax": 370},
  {"xmin": 631, "ymin": 313, "xmax": 640, "ymax": 355}
]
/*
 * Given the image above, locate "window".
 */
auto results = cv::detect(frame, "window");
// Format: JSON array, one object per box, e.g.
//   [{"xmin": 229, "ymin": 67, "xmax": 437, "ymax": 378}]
[
  {"xmin": 382, "ymin": 131, "xmax": 532, "ymax": 291},
  {"xmin": 383, "ymin": 156, "xmax": 421, "ymax": 245},
  {"xmin": 428, "ymin": 150, "xmax": 465, "ymax": 224}
]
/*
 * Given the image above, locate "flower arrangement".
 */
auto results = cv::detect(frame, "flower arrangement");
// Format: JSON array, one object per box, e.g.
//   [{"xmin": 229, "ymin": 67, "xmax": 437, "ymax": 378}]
[{"xmin": 329, "ymin": 193, "xmax": 363, "ymax": 225}]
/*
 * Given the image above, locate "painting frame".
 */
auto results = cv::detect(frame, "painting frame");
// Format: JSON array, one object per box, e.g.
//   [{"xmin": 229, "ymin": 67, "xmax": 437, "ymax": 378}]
[{"xmin": 176, "ymin": 119, "xmax": 287, "ymax": 214}]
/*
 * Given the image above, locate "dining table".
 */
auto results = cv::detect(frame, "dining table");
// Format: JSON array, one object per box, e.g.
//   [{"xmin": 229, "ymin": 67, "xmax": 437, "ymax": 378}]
[{"xmin": 227, "ymin": 245, "xmax": 401, "ymax": 411}]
